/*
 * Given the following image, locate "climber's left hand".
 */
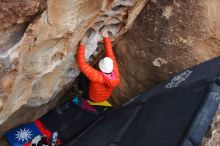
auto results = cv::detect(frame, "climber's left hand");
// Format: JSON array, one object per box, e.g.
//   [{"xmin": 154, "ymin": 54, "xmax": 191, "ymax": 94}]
[{"xmin": 100, "ymin": 25, "xmax": 109, "ymax": 38}]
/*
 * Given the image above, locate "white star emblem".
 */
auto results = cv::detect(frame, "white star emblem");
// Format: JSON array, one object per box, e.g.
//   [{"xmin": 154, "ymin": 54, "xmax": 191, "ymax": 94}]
[{"xmin": 15, "ymin": 128, "xmax": 33, "ymax": 143}]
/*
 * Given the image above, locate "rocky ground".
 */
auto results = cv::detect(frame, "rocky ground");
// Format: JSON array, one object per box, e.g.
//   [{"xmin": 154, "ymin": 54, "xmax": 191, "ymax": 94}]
[{"xmin": 202, "ymin": 107, "xmax": 220, "ymax": 146}]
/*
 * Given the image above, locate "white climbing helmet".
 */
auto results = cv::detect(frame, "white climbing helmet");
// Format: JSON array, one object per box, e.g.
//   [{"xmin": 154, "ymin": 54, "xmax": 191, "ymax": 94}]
[{"xmin": 99, "ymin": 57, "xmax": 113, "ymax": 73}]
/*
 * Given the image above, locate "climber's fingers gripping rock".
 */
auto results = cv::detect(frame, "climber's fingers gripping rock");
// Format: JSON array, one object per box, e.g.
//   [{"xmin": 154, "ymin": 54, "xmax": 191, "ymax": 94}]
[{"xmin": 100, "ymin": 25, "xmax": 109, "ymax": 38}]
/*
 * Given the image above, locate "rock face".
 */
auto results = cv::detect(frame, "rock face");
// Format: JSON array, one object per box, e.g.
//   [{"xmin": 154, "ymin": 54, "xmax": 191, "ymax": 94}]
[
  {"xmin": 0, "ymin": 0, "xmax": 147, "ymax": 135},
  {"xmin": 202, "ymin": 108, "xmax": 220, "ymax": 146},
  {"xmin": 0, "ymin": 0, "xmax": 46, "ymax": 108},
  {"xmin": 112, "ymin": 0, "xmax": 220, "ymax": 104}
]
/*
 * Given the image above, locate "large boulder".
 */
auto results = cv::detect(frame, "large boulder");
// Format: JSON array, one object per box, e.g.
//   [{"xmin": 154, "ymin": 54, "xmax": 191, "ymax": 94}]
[
  {"xmin": 112, "ymin": 0, "xmax": 220, "ymax": 104},
  {"xmin": 0, "ymin": 0, "xmax": 148, "ymax": 135}
]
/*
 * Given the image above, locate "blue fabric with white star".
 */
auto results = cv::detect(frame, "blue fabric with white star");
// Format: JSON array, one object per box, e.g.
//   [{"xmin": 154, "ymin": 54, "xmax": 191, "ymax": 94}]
[{"xmin": 5, "ymin": 122, "xmax": 41, "ymax": 146}]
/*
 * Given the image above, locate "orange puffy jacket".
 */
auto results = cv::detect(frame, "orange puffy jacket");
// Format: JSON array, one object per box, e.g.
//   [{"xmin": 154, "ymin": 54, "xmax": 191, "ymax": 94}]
[{"xmin": 77, "ymin": 37, "xmax": 120, "ymax": 102}]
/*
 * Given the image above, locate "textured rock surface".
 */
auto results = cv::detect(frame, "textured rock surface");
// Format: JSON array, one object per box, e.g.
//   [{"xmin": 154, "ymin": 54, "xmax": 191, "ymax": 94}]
[
  {"xmin": 0, "ymin": 0, "xmax": 46, "ymax": 109},
  {"xmin": 112, "ymin": 0, "xmax": 220, "ymax": 103},
  {"xmin": 202, "ymin": 107, "xmax": 220, "ymax": 146},
  {"xmin": 0, "ymin": 0, "xmax": 147, "ymax": 135}
]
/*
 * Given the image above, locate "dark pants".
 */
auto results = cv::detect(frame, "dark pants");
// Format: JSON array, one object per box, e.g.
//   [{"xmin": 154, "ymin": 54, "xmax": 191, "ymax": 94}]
[{"xmin": 78, "ymin": 73, "xmax": 90, "ymax": 100}]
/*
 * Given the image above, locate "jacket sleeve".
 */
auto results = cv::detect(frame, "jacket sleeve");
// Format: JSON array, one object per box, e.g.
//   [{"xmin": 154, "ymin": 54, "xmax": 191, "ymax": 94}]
[
  {"xmin": 104, "ymin": 37, "xmax": 120, "ymax": 86},
  {"xmin": 77, "ymin": 44, "xmax": 105, "ymax": 83}
]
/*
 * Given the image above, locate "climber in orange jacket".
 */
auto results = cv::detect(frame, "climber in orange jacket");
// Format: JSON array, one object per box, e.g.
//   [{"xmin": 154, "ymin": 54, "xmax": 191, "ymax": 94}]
[{"xmin": 77, "ymin": 27, "xmax": 120, "ymax": 102}]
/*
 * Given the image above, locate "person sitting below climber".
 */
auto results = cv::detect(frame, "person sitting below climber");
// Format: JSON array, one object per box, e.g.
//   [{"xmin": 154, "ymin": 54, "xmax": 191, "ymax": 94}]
[{"xmin": 77, "ymin": 26, "xmax": 120, "ymax": 102}]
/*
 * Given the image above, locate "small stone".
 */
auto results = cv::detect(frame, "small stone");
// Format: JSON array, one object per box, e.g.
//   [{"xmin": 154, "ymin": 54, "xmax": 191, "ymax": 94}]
[
  {"xmin": 16, "ymin": 18, "xmax": 24, "ymax": 24},
  {"xmin": 152, "ymin": 57, "xmax": 168, "ymax": 67},
  {"xmin": 151, "ymin": 0, "xmax": 157, "ymax": 3},
  {"xmin": 162, "ymin": 6, "xmax": 173, "ymax": 19}
]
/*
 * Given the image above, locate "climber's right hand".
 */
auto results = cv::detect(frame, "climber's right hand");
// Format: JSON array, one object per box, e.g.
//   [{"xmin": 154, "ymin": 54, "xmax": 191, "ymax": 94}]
[{"xmin": 100, "ymin": 25, "xmax": 109, "ymax": 38}]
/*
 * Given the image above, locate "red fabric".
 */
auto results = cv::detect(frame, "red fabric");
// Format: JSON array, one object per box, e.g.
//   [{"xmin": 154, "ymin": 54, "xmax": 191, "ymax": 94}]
[
  {"xmin": 34, "ymin": 120, "xmax": 52, "ymax": 139},
  {"xmin": 77, "ymin": 37, "xmax": 120, "ymax": 102},
  {"xmin": 34, "ymin": 120, "xmax": 62, "ymax": 145},
  {"xmin": 23, "ymin": 143, "xmax": 31, "ymax": 146},
  {"xmin": 22, "ymin": 120, "xmax": 52, "ymax": 146}
]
